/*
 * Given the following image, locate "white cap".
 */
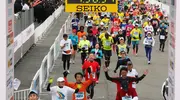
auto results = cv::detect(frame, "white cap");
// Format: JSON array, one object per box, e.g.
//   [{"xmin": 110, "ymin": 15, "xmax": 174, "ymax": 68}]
[
  {"xmin": 57, "ymin": 77, "xmax": 65, "ymax": 82},
  {"xmin": 88, "ymin": 16, "xmax": 91, "ymax": 18},
  {"xmin": 100, "ymin": 22, "xmax": 104, "ymax": 25}
]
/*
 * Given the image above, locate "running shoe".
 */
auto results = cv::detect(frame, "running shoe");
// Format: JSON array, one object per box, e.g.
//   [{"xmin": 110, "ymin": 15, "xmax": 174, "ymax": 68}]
[{"xmin": 67, "ymin": 70, "xmax": 70, "ymax": 74}]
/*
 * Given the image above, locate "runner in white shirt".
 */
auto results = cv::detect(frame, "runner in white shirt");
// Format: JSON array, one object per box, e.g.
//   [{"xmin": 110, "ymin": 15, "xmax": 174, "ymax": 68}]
[
  {"xmin": 126, "ymin": 61, "xmax": 138, "ymax": 88},
  {"xmin": 60, "ymin": 34, "xmax": 73, "ymax": 73},
  {"xmin": 144, "ymin": 22, "xmax": 154, "ymax": 37},
  {"xmin": 47, "ymin": 77, "xmax": 79, "ymax": 100}
]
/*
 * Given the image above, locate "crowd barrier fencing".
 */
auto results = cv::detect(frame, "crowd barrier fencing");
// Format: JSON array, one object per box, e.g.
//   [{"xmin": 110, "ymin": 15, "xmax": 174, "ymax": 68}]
[
  {"xmin": 14, "ymin": 5, "xmax": 64, "ymax": 66},
  {"xmin": 14, "ymin": 11, "xmax": 74, "ymax": 100}
]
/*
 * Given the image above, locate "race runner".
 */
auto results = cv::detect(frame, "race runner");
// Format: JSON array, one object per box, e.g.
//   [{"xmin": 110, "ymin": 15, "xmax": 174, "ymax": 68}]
[{"xmin": 82, "ymin": 53, "xmax": 100, "ymax": 99}]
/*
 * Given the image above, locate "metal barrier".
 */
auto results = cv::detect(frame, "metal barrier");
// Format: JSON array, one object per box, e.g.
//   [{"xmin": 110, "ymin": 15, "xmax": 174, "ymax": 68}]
[
  {"xmin": 14, "ymin": 88, "xmax": 30, "ymax": 100},
  {"xmin": 14, "ymin": 9, "xmax": 34, "ymax": 37},
  {"xmin": 13, "ymin": 12, "xmax": 74, "ymax": 99}
]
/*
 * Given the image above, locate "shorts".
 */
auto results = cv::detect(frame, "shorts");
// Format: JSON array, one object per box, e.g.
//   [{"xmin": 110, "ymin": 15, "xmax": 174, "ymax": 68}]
[
  {"xmin": 103, "ymin": 50, "xmax": 112, "ymax": 57},
  {"xmin": 62, "ymin": 54, "xmax": 71, "ymax": 61},
  {"xmin": 73, "ymin": 45, "xmax": 78, "ymax": 50},
  {"xmin": 132, "ymin": 41, "xmax": 139, "ymax": 45}
]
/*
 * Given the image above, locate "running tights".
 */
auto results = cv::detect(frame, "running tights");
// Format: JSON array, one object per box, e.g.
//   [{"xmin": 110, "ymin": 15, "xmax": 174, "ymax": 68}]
[
  {"xmin": 105, "ymin": 56, "xmax": 110, "ymax": 67},
  {"xmin": 63, "ymin": 60, "xmax": 70, "ymax": 70},
  {"xmin": 160, "ymin": 40, "xmax": 165, "ymax": 51},
  {"xmin": 145, "ymin": 47, "xmax": 152, "ymax": 61},
  {"xmin": 81, "ymin": 53, "xmax": 87, "ymax": 64},
  {"xmin": 133, "ymin": 44, "xmax": 139, "ymax": 53},
  {"xmin": 87, "ymin": 85, "xmax": 95, "ymax": 99}
]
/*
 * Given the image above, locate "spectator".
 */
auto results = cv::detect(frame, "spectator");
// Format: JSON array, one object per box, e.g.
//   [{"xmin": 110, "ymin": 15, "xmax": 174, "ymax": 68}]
[{"xmin": 14, "ymin": 0, "xmax": 23, "ymax": 14}]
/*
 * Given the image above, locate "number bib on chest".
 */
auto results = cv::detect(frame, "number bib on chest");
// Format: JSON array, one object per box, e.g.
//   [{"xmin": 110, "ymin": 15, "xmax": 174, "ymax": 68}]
[
  {"xmin": 105, "ymin": 41, "xmax": 110, "ymax": 46},
  {"xmin": 88, "ymin": 72, "xmax": 96, "ymax": 79},
  {"xmin": 75, "ymin": 92, "xmax": 84, "ymax": 100},
  {"xmin": 160, "ymin": 35, "xmax": 165, "ymax": 39},
  {"xmin": 83, "ymin": 44, "xmax": 88, "ymax": 50},
  {"xmin": 133, "ymin": 32, "xmax": 139, "ymax": 37},
  {"xmin": 122, "ymin": 96, "xmax": 132, "ymax": 100}
]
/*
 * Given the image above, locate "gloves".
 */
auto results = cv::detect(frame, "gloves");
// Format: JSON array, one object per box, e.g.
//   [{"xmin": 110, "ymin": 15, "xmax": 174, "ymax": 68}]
[
  {"xmin": 114, "ymin": 70, "xmax": 117, "ymax": 73},
  {"xmin": 48, "ymin": 78, "xmax": 54, "ymax": 84},
  {"xmin": 87, "ymin": 67, "xmax": 91, "ymax": 74},
  {"xmin": 133, "ymin": 36, "xmax": 136, "ymax": 39},
  {"xmin": 63, "ymin": 71, "xmax": 69, "ymax": 77},
  {"xmin": 74, "ymin": 88, "xmax": 79, "ymax": 93}
]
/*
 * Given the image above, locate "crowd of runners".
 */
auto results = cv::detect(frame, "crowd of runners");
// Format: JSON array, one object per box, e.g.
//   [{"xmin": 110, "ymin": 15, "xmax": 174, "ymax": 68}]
[{"xmin": 28, "ymin": 0, "xmax": 169, "ymax": 100}]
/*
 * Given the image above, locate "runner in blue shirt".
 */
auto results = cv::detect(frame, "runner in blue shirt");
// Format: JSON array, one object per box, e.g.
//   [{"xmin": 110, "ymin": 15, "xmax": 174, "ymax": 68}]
[{"xmin": 69, "ymin": 29, "xmax": 78, "ymax": 64}]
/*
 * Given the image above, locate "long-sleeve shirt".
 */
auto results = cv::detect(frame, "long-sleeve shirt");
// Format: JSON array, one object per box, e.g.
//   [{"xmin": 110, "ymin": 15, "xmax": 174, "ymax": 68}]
[
  {"xmin": 143, "ymin": 37, "xmax": 155, "ymax": 47},
  {"xmin": 64, "ymin": 75, "xmax": 93, "ymax": 100},
  {"xmin": 144, "ymin": 25, "xmax": 154, "ymax": 33},
  {"xmin": 105, "ymin": 72, "xmax": 146, "ymax": 91}
]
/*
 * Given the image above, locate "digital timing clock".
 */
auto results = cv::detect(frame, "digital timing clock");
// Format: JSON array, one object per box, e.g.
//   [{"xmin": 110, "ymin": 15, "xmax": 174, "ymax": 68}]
[
  {"xmin": 65, "ymin": 0, "xmax": 117, "ymax": 12},
  {"xmin": 67, "ymin": 0, "xmax": 116, "ymax": 4}
]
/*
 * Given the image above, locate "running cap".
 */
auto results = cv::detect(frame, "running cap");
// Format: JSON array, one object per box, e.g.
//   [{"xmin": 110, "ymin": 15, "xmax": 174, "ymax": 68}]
[
  {"xmin": 147, "ymin": 31, "xmax": 152, "ymax": 34},
  {"xmin": 120, "ymin": 50, "xmax": 126, "ymax": 54},
  {"xmin": 127, "ymin": 61, "xmax": 133, "ymax": 65},
  {"xmin": 88, "ymin": 16, "xmax": 91, "ymax": 18},
  {"xmin": 100, "ymin": 22, "xmax": 104, "ymax": 25},
  {"xmin": 119, "ymin": 37, "xmax": 124, "ymax": 40},
  {"xmin": 135, "ymin": 23, "xmax": 139, "ymax": 26},
  {"xmin": 57, "ymin": 77, "xmax": 65, "ymax": 82},
  {"xmin": 28, "ymin": 90, "xmax": 38, "ymax": 97}
]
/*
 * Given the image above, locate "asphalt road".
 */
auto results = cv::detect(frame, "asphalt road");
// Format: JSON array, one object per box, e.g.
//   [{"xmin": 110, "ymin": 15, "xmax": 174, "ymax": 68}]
[{"xmin": 39, "ymin": 16, "xmax": 168, "ymax": 100}]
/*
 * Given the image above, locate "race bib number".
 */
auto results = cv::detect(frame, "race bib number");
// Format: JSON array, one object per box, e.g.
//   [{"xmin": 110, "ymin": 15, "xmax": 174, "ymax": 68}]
[
  {"xmin": 90, "ymin": 42, "xmax": 93, "ymax": 47},
  {"xmin": 73, "ymin": 22, "xmax": 78, "ymax": 26},
  {"xmin": 160, "ymin": 35, "xmax": 165, "ymax": 39},
  {"xmin": 83, "ymin": 44, "xmax": 88, "ymax": 50},
  {"xmin": 133, "ymin": 32, "xmax": 139, "ymax": 37},
  {"xmin": 75, "ymin": 92, "xmax": 84, "ymax": 100},
  {"xmin": 122, "ymin": 27, "xmax": 126, "ymax": 30},
  {"xmin": 88, "ymin": 72, "xmax": 96, "ymax": 79},
  {"xmin": 114, "ymin": 31, "xmax": 118, "ymax": 35},
  {"xmin": 122, "ymin": 96, "xmax": 132, "ymax": 100},
  {"xmin": 120, "ymin": 48, "xmax": 125, "ymax": 52},
  {"xmin": 153, "ymin": 20, "xmax": 157, "ymax": 25},
  {"xmin": 105, "ymin": 41, "xmax": 110, "ymax": 46},
  {"xmin": 64, "ymin": 43, "xmax": 70, "ymax": 50},
  {"xmin": 132, "ymin": 82, "xmax": 136, "ymax": 88}
]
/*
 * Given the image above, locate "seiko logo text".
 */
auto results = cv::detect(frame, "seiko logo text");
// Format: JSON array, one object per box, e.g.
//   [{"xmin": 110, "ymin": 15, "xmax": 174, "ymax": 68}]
[{"xmin": 76, "ymin": 5, "xmax": 107, "ymax": 12}]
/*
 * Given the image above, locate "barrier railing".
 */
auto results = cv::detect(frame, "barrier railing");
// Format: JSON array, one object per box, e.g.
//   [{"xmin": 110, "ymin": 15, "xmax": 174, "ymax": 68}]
[
  {"xmin": 14, "ymin": 5, "xmax": 65, "ymax": 66},
  {"xmin": 14, "ymin": 88, "xmax": 30, "ymax": 100},
  {"xmin": 14, "ymin": 12, "xmax": 74, "ymax": 99}
]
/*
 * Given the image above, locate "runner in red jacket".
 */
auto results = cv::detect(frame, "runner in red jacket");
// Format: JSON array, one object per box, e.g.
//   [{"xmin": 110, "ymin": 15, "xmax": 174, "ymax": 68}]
[
  {"xmin": 82, "ymin": 53, "xmax": 100, "ymax": 100},
  {"xmin": 104, "ymin": 66, "xmax": 148, "ymax": 100}
]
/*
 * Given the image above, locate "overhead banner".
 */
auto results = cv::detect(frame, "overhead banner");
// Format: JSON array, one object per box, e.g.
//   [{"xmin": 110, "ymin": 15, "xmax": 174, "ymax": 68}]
[{"xmin": 65, "ymin": 0, "xmax": 118, "ymax": 12}]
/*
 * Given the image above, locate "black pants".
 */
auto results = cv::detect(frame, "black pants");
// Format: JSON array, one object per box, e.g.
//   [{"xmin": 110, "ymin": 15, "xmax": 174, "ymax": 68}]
[
  {"xmin": 84, "ymin": 16, "xmax": 88, "ymax": 24},
  {"xmin": 81, "ymin": 53, "xmax": 87, "ymax": 64},
  {"xmin": 86, "ymin": 83, "xmax": 95, "ymax": 99},
  {"xmin": 127, "ymin": 36, "xmax": 131, "ymax": 46},
  {"xmin": 62, "ymin": 54, "xmax": 71, "ymax": 70},
  {"xmin": 159, "ymin": 39, "xmax": 166, "ymax": 51},
  {"xmin": 153, "ymin": 27, "xmax": 158, "ymax": 36}
]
